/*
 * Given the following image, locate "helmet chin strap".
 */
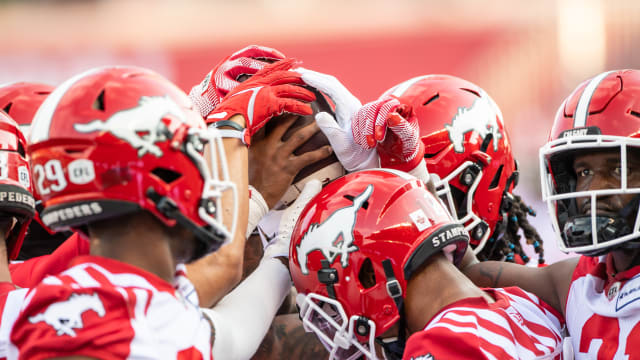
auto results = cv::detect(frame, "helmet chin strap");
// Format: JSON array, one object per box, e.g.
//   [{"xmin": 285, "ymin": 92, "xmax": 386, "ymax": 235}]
[
  {"xmin": 146, "ymin": 188, "xmax": 227, "ymax": 261},
  {"xmin": 377, "ymin": 259, "xmax": 406, "ymax": 360}
]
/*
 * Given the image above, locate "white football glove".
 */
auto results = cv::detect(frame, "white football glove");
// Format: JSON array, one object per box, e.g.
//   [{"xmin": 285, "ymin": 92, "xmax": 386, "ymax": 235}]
[
  {"xmin": 296, "ymin": 68, "xmax": 378, "ymax": 172},
  {"xmin": 263, "ymin": 179, "xmax": 322, "ymax": 259}
]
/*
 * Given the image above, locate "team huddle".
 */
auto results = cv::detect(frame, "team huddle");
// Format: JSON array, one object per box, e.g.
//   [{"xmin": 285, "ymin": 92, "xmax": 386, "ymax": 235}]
[{"xmin": 0, "ymin": 45, "xmax": 634, "ymax": 359}]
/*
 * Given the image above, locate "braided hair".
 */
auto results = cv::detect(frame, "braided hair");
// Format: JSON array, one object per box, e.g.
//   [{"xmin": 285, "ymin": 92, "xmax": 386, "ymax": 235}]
[{"xmin": 477, "ymin": 193, "xmax": 545, "ymax": 265}]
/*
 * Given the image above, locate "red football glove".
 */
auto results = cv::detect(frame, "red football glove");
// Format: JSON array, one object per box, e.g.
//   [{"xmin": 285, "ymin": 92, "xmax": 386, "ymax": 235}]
[
  {"xmin": 205, "ymin": 59, "xmax": 316, "ymax": 145},
  {"xmin": 352, "ymin": 96, "xmax": 424, "ymax": 172},
  {"xmin": 189, "ymin": 45, "xmax": 286, "ymax": 117}
]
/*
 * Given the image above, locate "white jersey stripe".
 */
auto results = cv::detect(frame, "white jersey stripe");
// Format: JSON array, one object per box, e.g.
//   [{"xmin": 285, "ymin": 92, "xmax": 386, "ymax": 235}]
[
  {"xmin": 444, "ymin": 306, "xmax": 558, "ymax": 346},
  {"xmin": 481, "ymin": 348, "xmax": 500, "ymax": 360},
  {"xmin": 439, "ymin": 310, "xmax": 545, "ymax": 358},
  {"xmin": 573, "ymin": 71, "xmax": 614, "ymax": 127}
]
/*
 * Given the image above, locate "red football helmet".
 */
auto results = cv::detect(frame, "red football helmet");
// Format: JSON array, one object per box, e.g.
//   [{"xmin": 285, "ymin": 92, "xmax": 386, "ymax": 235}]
[
  {"xmin": 0, "ymin": 112, "xmax": 35, "ymax": 259},
  {"xmin": 0, "ymin": 82, "xmax": 53, "ymax": 135},
  {"xmin": 290, "ymin": 169, "xmax": 468, "ymax": 359},
  {"xmin": 0, "ymin": 81, "xmax": 70, "ymax": 258},
  {"xmin": 28, "ymin": 66, "xmax": 237, "ymax": 260},
  {"xmin": 540, "ymin": 69, "xmax": 640, "ymax": 255},
  {"xmin": 381, "ymin": 75, "xmax": 518, "ymax": 254}
]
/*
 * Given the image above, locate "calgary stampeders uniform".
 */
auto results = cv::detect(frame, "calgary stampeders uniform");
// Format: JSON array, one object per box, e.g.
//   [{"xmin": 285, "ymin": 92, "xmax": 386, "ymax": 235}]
[
  {"xmin": 403, "ymin": 287, "xmax": 564, "ymax": 360},
  {"xmin": 566, "ymin": 255, "xmax": 640, "ymax": 359},
  {"xmin": 5, "ymin": 255, "xmax": 213, "ymax": 360},
  {"xmin": 9, "ymin": 233, "xmax": 89, "ymax": 289}
]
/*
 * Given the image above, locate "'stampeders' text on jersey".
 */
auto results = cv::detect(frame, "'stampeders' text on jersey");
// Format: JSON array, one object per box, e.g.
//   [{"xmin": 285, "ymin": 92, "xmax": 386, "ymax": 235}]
[
  {"xmin": 566, "ymin": 255, "xmax": 640, "ymax": 359},
  {"xmin": 7, "ymin": 256, "xmax": 213, "ymax": 360},
  {"xmin": 403, "ymin": 287, "xmax": 564, "ymax": 360}
]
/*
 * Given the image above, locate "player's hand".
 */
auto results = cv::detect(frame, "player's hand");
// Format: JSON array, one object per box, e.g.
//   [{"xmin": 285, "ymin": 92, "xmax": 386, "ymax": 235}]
[
  {"xmin": 296, "ymin": 68, "xmax": 378, "ymax": 172},
  {"xmin": 205, "ymin": 59, "xmax": 316, "ymax": 145},
  {"xmin": 189, "ymin": 45, "xmax": 286, "ymax": 117},
  {"xmin": 264, "ymin": 180, "xmax": 322, "ymax": 260},
  {"xmin": 353, "ymin": 96, "xmax": 424, "ymax": 172},
  {"xmin": 249, "ymin": 115, "xmax": 332, "ymax": 208}
]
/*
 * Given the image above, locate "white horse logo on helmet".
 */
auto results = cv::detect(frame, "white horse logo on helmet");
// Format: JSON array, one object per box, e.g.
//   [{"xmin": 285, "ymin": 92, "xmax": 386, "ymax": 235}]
[
  {"xmin": 28, "ymin": 293, "xmax": 106, "ymax": 337},
  {"xmin": 297, "ymin": 185, "xmax": 373, "ymax": 275},
  {"xmin": 74, "ymin": 95, "xmax": 186, "ymax": 157},
  {"xmin": 444, "ymin": 95, "xmax": 502, "ymax": 153}
]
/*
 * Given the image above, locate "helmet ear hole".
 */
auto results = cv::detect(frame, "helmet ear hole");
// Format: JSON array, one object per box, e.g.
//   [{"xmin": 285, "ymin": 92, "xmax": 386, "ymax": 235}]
[
  {"xmin": 358, "ymin": 258, "xmax": 376, "ymax": 289},
  {"xmin": 92, "ymin": 90, "xmax": 106, "ymax": 111},
  {"xmin": 17, "ymin": 141, "xmax": 25, "ymax": 158},
  {"xmin": 488, "ymin": 165, "xmax": 504, "ymax": 190},
  {"xmin": 422, "ymin": 93, "xmax": 439, "ymax": 106},
  {"xmin": 151, "ymin": 168, "xmax": 182, "ymax": 184}
]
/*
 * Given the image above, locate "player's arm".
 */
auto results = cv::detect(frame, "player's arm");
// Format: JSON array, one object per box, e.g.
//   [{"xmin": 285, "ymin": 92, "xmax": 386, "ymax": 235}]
[
  {"xmin": 202, "ymin": 180, "xmax": 321, "ymax": 360},
  {"xmin": 186, "ymin": 115, "xmax": 249, "ymax": 308},
  {"xmin": 459, "ymin": 248, "xmax": 578, "ymax": 315},
  {"xmin": 252, "ymin": 313, "xmax": 326, "ymax": 360},
  {"xmin": 188, "ymin": 61, "xmax": 315, "ymax": 307}
]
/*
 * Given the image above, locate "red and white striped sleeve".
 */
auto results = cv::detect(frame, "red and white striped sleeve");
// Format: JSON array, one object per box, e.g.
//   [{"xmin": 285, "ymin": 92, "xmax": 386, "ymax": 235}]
[{"xmin": 403, "ymin": 323, "xmax": 489, "ymax": 360}]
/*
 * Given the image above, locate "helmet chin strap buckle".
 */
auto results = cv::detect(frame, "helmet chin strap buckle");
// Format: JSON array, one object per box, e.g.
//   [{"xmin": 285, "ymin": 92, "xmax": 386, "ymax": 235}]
[
  {"xmin": 318, "ymin": 259, "xmax": 339, "ymax": 300},
  {"xmin": 146, "ymin": 187, "xmax": 226, "ymax": 260}
]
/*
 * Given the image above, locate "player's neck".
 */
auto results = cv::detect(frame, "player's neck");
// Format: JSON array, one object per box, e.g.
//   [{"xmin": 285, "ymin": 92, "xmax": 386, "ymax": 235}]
[
  {"xmin": 88, "ymin": 212, "xmax": 177, "ymax": 284},
  {"xmin": 610, "ymin": 248, "xmax": 640, "ymax": 274},
  {"xmin": 404, "ymin": 253, "xmax": 493, "ymax": 334}
]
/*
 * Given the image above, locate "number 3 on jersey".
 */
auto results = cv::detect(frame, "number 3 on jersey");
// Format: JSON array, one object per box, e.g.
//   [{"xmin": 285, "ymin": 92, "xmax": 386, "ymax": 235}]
[{"xmin": 579, "ymin": 314, "xmax": 640, "ymax": 359}]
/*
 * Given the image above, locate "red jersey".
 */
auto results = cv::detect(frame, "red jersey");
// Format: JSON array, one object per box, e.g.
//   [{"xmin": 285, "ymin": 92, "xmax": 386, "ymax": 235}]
[
  {"xmin": 403, "ymin": 287, "xmax": 564, "ymax": 360},
  {"xmin": 10, "ymin": 233, "xmax": 89, "ymax": 288},
  {"xmin": 566, "ymin": 254, "xmax": 640, "ymax": 359},
  {"xmin": 6, "ymin": 255, "xmax": 212, "ymax": 360}
]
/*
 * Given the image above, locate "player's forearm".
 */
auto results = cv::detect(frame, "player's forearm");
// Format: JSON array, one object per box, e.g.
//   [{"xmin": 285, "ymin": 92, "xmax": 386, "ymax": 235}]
[
  {"xmin": 189, "ymin": 117, "xmax": 249, "ymax": 308},
  {"xmin": 252, "ymin": 314, "xmax": 327, "ymax": 360},
  {"xmin": 460, "ymin": 250, "xmax": 569, "ymax": 315},
  {"xmin": 204, "ymin": 257, "xmax": 291, "ymax": 360},
  {"xmin": 186, "ymin": 242, "xmax": 244, "ymax": 308}
]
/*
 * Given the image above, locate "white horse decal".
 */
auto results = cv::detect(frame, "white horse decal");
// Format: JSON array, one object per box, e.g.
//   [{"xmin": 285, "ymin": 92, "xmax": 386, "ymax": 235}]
[
  {"xmin": 74, "ymin": 95, "xmax": 186, "ymax": 157},
  {"xmin": 297, "ymin": 185, "xmax": 373, "ymax": 275},
  {"xmin": 28, "ymin": 293, "xmax": 106, "ymax": 337},
  {"xmin": 444, "ymin": 96, "xmax": 502, "ymax": 153}
]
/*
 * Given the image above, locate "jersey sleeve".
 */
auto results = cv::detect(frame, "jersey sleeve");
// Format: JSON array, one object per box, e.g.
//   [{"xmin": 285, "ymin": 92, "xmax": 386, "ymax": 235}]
[
  {"xmin": 10, "ymin": 284, "xmax": 135, "ymax": 360},
  {"xmin": 403, "ymin": 326, "xmax": 487, "ymax": 360},
  {"xmin": 570, "ymin": 255, "xmax": 600, "ymax": 282},
  {"xmin": 10, "ymin": 233, "xmax": 89, "ymax": 288}
]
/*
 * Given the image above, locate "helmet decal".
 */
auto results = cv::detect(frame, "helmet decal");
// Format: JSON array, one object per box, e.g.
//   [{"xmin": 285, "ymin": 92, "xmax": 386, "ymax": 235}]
[
  {"xmin": 444, "ymin": 96, "xmax": 502, "ymax": 153},
  {"xmin": 296, "ymin": 184, "xmax": 372, "ymax": 275},
  {"xmin": 573, "ymin": 70, "xmax": 615, "ymax": 127},
  {"xmin": 73, "ymin": 95, "xmax": 186, "ymax": 158}
]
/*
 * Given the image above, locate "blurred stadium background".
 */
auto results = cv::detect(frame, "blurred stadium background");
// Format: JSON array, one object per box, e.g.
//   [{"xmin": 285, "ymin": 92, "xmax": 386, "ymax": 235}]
[{"xmin": 2, "ymin": 0, "xmax": 638, "ymax": 263}]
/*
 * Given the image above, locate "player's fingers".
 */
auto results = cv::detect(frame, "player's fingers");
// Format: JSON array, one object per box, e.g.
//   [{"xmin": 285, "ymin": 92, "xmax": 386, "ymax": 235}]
[
  {"xmin": 289, "ymin": 146, "xmax": 333, "ymax": 172},
  {"xmin": 387, "ymin": 112, "xmax": 406, "ymax": 128},
  {"xmin": 281, "ymin": 121, "xmax": 322, "ymax": 154},
  {"xmin": 281, "ymin": 101, "xmax": 314, "ymax": 117},
  {"xmin": 230, "ymin": 45, "xmax": 286, "ymax": 61},
  {"xmin": 366, "ymin": 134, "xmax": 377, "ymax": 148},
  {"xmin": 273, "ymin": 84, "xmax": 316, "ymax": 102},
  {"xmin": 374, "ymin": 109, "xmax": 389, "ymax": 143},
  {"xmin": 268, "ymin": 114, "xmax": 299, "ymax": 142}
]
